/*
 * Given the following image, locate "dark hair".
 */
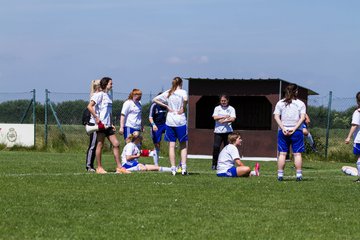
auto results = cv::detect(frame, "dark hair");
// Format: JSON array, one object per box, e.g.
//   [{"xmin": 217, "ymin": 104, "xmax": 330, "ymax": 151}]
[
  {"xmin": 168, "ymin": 77, "xmax": 183, "ymax": 98},
  {"xmin": 283, "ymin": 84, "xmax": 298, "ymax": 106},
  {"xmin": 100, "ymin": 77, "xmax": 112, "ymax": 90},
  {"xmin": 219, "ymin": 94, "xmax": 229, "ymax": 101},
  {"xmin": 356, "ymin": 92, "xmax": 360, "ymax": 106}
]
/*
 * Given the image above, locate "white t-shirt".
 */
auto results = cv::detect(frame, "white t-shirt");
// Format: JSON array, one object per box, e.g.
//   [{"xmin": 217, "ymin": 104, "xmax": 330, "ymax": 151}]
[
  {"xmin": 121, "ymin": 99, "xmax": 142, "ymax": 129},
  {"xmin": 351, "ymin": 110, "xmax": 360, "ymax": 143},
  {"xmin": 273, "ymin": 99, "xmax": 306, "ymax": 130},
  {"xmin": 90, "ymin": 91, "xmax": 113, "ymax": 126},
  {"xmin": 212, "ymin": 105, "xmax": 236, "ymax": 133},
  {"xmin": 154, "ymin": 89, "xmax": 188, "ymax": 127},
  {"xmin": 216, "ymin": 144, "xmax": 240, "ymax": 174},
  {"xmin": 121, "ymin": 142, "xmax": 140, "ymax": 165}
]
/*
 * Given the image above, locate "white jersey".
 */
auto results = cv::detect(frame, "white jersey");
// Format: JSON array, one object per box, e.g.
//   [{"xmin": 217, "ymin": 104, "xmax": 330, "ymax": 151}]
[
  {"xmin": 121, "ymin": 99, "xmax": 142, "ymax": 129},
  {"xmin": 121, "ymin": 142, "xmax": 140, "ymax": 165},
  {"xmin": 213, "ymin": 105, "xmax": 236, "ymax": 133},
  {"xmin": 273, "ymin": 99, "xmax": 306, "ymax": 130},
  {"xmin": 154, "ymin": 89, "xmax": 188, "ymax": 127},
  {"xmin": 216, "ymin": 144, "xmax": 240, "ymax": 174},
  {"xmin": 351, "ymin": 110, "xmax": 360, "ymax": 143},
  {"xmin": 90, "ymin": 91, "xmax": 113, "ymax": 126}
]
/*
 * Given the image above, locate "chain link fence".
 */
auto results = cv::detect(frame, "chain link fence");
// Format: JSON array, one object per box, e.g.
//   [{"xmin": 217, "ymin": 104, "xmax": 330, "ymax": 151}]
[
  {"xmin": 1, "ymin": 89, "xmax": 359, "ymax": 162},
  {"xmin": 308, "ymin": 93, "xmax": 358, "ymax": 162}
]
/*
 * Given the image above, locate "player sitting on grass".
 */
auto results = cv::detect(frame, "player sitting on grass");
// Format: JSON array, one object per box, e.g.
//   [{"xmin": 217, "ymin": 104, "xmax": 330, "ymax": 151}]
[
  {"xmin": 216, "ymin": 131, "xmax": 260, "ymax": 177},
  {"xmin": 121, "ymin": 132, "xmax": 172, "ymax": 172}
]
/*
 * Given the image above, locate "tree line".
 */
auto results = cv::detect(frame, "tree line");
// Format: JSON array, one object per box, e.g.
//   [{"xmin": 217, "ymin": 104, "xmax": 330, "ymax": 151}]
[{"xmin": 0, "ymin": 99, "xmax": 356, "ymax": 129}]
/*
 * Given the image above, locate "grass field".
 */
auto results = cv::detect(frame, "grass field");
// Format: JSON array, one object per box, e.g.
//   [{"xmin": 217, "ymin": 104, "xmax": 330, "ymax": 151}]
[{"xmin": 1, "ymin": 151, "xmax": 359, "ymax": 239}]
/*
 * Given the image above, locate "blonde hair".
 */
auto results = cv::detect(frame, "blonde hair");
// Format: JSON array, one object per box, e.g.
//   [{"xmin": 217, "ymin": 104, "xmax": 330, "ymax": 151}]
[
  {"xmin": 126, "ymin": 131, "xmax": 142, "ymax": 143},
  {"xmin": 128, "ymin": 89, "xmax": 142, "ymax": 100},
  {"xmin": 90, "ymin": 79, "xmax": 101, "ymax": 98}
]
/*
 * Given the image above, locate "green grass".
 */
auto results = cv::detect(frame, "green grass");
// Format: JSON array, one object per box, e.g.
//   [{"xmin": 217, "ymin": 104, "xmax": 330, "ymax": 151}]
[{"xmin": 1, "ymin": 151, "xmax": 359, "ymax": 239}]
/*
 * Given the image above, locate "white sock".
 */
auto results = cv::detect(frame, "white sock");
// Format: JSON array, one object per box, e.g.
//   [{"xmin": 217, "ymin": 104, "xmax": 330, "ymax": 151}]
[
  {"xmin": 278, "ymin": 170, "xmax": 284, "ymax": 178},
  {"xmin": 296, "ymin": 170, "xmax": 302, "ymax": 178},
  {"xmin": 159, "ymin": 166, "xmax": 172, "ymax": 172},
  {"xmin": 357, "ymin": 159, "xmax": 360, "ymax": 177},
  {"xmin": 181, "ymin": 164, "xmax": 187, "ymax": 173},
  {"xmin": 153, "ymin": 148, "xmax": 159, "ymax": 166}
]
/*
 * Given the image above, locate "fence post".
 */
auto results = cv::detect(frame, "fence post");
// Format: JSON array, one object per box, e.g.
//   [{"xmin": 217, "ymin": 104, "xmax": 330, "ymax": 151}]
[
  {"xmin": 32, "ymin": 89, "xmax": 36, "ymax": 147},
  {"xmin": 45, "ymin": 89, "xmax": 49, "ymax": 146},
  {"xmin": 325, "ymin": 91, "xmax": 332, "ymax": 160}
]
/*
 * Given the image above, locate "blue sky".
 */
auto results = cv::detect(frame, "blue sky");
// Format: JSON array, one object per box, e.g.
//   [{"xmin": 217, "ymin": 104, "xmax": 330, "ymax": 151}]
[{"xmin": 1, "ymin": 0, "xmax": 359, "ymax": 98}]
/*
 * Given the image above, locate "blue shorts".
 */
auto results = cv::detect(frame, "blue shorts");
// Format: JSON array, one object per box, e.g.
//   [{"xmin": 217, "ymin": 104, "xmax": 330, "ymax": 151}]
[
  {"xmin": 123, "ymin": 127, "xmax": 141, "ymax": 140},
  {"xmin": 354, "ymin": 143, "xmax": 360, "ymax": 155},
  {"xmin": 151, "ymin": 124, "xmax": 166, "ymax": 144},
  {"xmin": 122, "ymin": 160, "xmax": 139, "ymax": 169},
  {"xmin": 217, "ymin": 166, "xmax": 237, "ymax": 177},
  {"xmin": 165, "ymin": 125, "xmax": 188, "ymax": 143},
  {"xmin": 277, "ymin": 129, "xmax": 304, "ymax": 153}
]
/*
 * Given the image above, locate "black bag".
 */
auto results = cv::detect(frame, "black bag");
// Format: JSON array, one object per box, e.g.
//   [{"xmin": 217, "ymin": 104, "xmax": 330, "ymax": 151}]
[{"xmin": 82, "ymin": 108, "xmax": 91, "ymax": 125}]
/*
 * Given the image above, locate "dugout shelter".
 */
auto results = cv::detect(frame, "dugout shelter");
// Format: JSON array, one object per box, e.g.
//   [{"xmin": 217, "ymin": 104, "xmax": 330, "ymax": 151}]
[{"xmin": 185, "ymin": 78, "xmax": 318, "ymax": 158}]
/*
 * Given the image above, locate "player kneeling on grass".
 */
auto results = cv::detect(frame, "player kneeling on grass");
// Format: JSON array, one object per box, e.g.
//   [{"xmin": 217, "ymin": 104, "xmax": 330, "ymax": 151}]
[
  {"xmin": 216, "ymin": 131, "xmax": 260, "ymax": 177},
  {"xmin": 121, "ymin": 132, "xmax": 172, "ymax": 172}
]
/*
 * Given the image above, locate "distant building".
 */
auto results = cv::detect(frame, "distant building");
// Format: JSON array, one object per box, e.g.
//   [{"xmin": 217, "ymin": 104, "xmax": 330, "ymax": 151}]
[{"xmin": 185, "ymin": 78, "xmax": 318, "ymax": 158}]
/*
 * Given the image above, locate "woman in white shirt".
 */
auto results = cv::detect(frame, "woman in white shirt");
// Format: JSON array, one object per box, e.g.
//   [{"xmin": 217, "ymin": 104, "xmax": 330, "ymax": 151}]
[
  {"xmin": 121, "ymin": 132, "xmax": 171, "ymax": 172},
  {"xmin": 119, "ymin": 89, "xmax": 143, "ymax": 140},
  {"xmin": 273, "ymin": 84, "xmax": 306, "ymax": 181},
  {"xmin": 153, "ymin": 77, "xmax": 188, "ymax": 176},
  {"xmin": 87, "ymin": 77, "xmax": 130, "ymax": 174},
  {"xmin": 212, "ymin": 95, "xmax": 236, "ymax": 170}
]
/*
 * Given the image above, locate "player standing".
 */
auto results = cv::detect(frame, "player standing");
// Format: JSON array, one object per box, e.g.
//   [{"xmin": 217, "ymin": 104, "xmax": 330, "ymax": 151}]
[
  {"xmin": 274, "ymin": 84, "xmax": 306, "ymax": 181},
  {"xmin": 153, "ymin": 77, "xmax": 188, "ymax": 176}
]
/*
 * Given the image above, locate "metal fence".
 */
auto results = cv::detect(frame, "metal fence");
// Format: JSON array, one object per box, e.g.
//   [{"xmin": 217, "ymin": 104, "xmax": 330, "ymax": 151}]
[{"xmin": 1, "ymin": 90, "xmax": 359, "ymax": 161}]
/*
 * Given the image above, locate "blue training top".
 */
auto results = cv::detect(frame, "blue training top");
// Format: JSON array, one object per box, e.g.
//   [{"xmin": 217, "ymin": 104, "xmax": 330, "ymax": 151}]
[{"xmin": 149, "ymin": 102, "xmax": 167, "ymax": 125}]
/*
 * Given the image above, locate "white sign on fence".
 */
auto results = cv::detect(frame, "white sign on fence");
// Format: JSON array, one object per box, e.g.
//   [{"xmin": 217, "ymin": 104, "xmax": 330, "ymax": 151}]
[{"xmin": 0, "ymin": 123, "xmax": 34, "ymax": 147}]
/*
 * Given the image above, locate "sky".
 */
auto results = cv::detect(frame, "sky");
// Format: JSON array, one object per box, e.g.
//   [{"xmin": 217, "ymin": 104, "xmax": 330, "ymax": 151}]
[{"xmin": 0, "ymin": 0, "xmax": 359, "ymax": 100}]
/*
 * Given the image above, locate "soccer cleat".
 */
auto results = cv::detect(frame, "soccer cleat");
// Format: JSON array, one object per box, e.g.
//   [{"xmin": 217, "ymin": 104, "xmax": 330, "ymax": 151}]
[
  {"xmin": 171, "ymin": 170, "xmax": 176, "ymax": 176},
  {"xmin": 116, "ymin": 167, "xmax": 131, "ymax": 174},
  {"xmin": 211, "ymin": 165, "xmax": 217, "ymax": 170},
  {"xmin": 296, "ymin": 176, "xmax": 303, "ymax": 182},
  {"xmin": 96, "ymin": 168, "xmax": 107, "ymax": 174},
  {"xmin": 254, "ymin": 162, "xmax": 260, "ymax": 176},
  {"xmin": 354, "ymin": 178, "xmax": 360, "ymax": 183},
  {"xmin": 277, "ymin": 176, "xmax": 283, "ymax": 181},
  {"xmin": 87, "ymin": 168, "xmax": 96, "ymax": 173},
  {"xmin": 176, "ymin": 166, "xmax": 182, "ymax": 173},
  {"xmin": 181, "ymin": 170, "xmax": 188, "ymax": 176}
]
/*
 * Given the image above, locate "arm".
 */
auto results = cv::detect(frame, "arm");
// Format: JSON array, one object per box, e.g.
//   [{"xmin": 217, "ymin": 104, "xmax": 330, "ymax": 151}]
[
  {"xmin": 345, "ymin": 124, "xmax": 358, "ymax": 144},
  {"xmin": 148, "ymin": 103, "xmax": 158, "ymax": 131},
  {"xmin": 305, "ymin": 114, "xmax": 311, "ymax": 125},
  {"xmin": 126, "ymin": 153, "xmax": 141, "ymax": 161},
  {"xmin": 153, "ymin": 98, "xmax": 172, "ymax": 112},
  {"xmin": 221, "ymin": 116, "xmax": 236, "ymax": 124},
  {"xmin": 87, "ymin": 100, "xmax": 100, "ymax": 124},
  {"xmin": 274, "ymin": 114, "xmax": 288, "ymax": 135},
  {"xmin": 235, "ymin": 158, "xmax": 244, "ymax": 167},
  {"xmin": 119, "ymin": 114, "xmax": 125, "ymax": 135},
  {"xmin": 288, "ymin": 113, "xmax": 306, "ymax": 135}
]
